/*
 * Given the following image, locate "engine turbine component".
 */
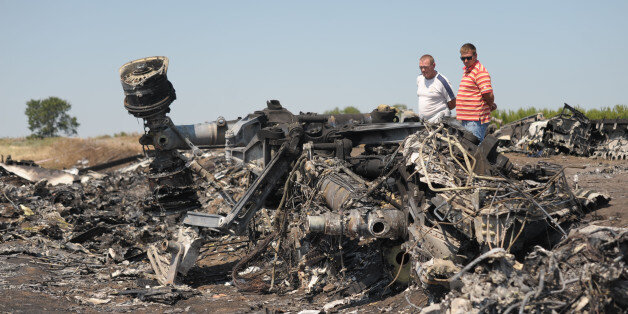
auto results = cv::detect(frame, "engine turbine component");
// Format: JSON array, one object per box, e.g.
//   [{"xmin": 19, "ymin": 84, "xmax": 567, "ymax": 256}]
[
  {"xmin": 119, "ymin": 56, "xmax": 201, "ymax": 213},
  {"xmin": 120, "ymin": 56, "xmax": 176, "ymax": 119}
]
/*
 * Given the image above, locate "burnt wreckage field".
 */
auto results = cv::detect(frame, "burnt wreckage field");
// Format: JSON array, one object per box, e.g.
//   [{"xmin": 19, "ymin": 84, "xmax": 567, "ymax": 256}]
[
  {"xmin": 493, "ymin": 103, "xmax": 628, "ymax": 160},
  {"xmin": 0, "ymin": 56, "xmax": 626, "ymax": 313}
]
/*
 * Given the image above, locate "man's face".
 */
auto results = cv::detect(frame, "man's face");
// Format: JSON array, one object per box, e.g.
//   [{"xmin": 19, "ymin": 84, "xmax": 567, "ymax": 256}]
[
  {"xmin": 460, "ymin": 51, "xmax": 477, "ymax": 69},
  {"xmin": 419, "ymin": 59, "xmax": 436, "ymax": 79}
]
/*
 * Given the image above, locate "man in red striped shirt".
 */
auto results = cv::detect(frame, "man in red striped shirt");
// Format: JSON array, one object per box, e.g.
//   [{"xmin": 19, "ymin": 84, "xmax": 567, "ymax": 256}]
[{"xmin": 455, "ymin": 43, "xmax": 496, "ymax": 141}]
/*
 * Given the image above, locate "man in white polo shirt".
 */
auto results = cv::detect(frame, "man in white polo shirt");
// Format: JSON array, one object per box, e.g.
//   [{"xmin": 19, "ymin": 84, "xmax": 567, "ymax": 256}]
[{"xmin": 417, "ymin": 54, "xmax": 456, "ymax": 123}]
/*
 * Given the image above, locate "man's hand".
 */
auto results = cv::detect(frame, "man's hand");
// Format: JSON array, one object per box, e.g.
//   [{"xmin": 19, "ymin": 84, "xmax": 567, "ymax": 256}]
[
  {"xmin": 490, "ymin": 103, "xmax": 497, "ymax": 111},
  {"xmin": 447, "ymin": 99, "xmax": 456, "ymax": 110}
]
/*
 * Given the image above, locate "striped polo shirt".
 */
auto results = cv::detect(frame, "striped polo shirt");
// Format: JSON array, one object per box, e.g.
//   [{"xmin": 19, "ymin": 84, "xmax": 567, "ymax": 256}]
[{"xmin": 456, "ymin": 61, "xmax": 493, "ymax": 123}]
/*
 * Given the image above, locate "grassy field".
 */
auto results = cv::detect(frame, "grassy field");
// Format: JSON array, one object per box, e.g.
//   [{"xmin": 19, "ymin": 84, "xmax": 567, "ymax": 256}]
[{"xmin": 0, "ymin": 133, "xmax": 142, "ymax": 170}]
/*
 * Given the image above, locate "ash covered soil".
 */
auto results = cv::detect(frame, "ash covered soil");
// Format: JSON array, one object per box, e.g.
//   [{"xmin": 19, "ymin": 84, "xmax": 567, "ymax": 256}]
[{"xmin": 0, "ymin": 152, "xmax": 626, "ymax": 313}]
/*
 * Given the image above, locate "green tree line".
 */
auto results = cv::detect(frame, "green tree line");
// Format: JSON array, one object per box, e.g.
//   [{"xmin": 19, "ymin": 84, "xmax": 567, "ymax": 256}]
[
  {"xmin": 324, "ymin": 104, "xmax": 626, "ymax": 125},
  {"xmin": 324, "ymin": 104, "xmax": 407, "ymax": 115},
  {"xmin": 491, "ymin": 104, "xmax": 628, "ymax": 124}
]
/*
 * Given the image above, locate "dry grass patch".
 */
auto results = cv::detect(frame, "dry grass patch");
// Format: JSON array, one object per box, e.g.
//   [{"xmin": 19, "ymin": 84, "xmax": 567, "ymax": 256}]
[{"xmin": 0, "ymin": 134, "xmax": 143, "ymax": 169}]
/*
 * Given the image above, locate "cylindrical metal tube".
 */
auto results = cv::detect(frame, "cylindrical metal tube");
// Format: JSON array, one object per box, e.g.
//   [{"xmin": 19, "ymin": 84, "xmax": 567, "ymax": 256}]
[
  {"xmin": 367, "ymin": 209, "xmax": 407, "ymax": 239},
  {"xmin": 307, "ymin": 215, "xmax": 327, "ymax": 233},
  {"xmin": 306, "ymin": 209, "xmax": 407, "ymax": 239},
  {"xmin": 153, "ymin": 120, "xmax": 235, "ymax": 150}
]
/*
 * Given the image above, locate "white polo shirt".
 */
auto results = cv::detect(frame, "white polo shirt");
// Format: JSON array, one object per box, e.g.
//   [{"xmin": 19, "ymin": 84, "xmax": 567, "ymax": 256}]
[{"xmin": 417, "ymin": 72, "xmax": 456, "ymax": 123}]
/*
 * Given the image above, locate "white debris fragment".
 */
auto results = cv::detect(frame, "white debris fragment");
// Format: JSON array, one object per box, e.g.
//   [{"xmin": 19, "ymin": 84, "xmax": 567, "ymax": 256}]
[
  {"xmin": 111, "ymin": 268, "xmax": 141, "ymax": 278},
  {"xmin": 0, "ymin": 163, "xmax": 76, "ymax": 185},
  {"xmin": 448, "ymin": 298, "xmax": 474, "ymax": 314},
  {"xmin": 419, "ymin": 304, "xmax": 441, "ymax": 314},
  {"xmin": 237, "ymin": 266, "xmax": 261, "ymax": 276},
  {"xmin": 322, "ymin": 299, "xmax": 347, "ymax": 312},
  {"xmin": 119, "ymin": 158, "xmax": 151, "ymax": 173},
  {"xmin": 74, "ymin": 296, "xmax": 111, "ymax": 305}
]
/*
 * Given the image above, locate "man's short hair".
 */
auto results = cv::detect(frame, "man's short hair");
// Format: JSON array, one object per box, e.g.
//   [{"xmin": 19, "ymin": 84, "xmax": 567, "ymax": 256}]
[
  {"xmin": 460, "ymin": 43, "xmax": 477, "ymax": 54},
  {"xmin": 419, "ymin": 54, "xmax": 434, "ymax": 65}
]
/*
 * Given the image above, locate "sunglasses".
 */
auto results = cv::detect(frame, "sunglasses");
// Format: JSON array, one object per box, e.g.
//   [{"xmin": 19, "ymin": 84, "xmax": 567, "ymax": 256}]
[{"xmin": 460, "ymin": 56, "xmax": 473, "ymax": 61}]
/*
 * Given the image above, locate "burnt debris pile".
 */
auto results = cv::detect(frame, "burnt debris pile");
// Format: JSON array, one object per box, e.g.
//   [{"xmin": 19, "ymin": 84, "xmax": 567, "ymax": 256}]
[
  {"xmin": 418, "ymin": 225, "xmax": 627, "ymax": 313},
  {"xmin": 0, "ymin": 117, "xmax": 621, "ymax": 311},
  {"xmin": 493, "ymin": 103, "xmax": 628, "ymax": 159},
  {"xmin": 0, "ymin": 56, "xmax": 624, "ymax": 312},
  {"xmin": 0, "ymin": 151, "xmax": 249, "ymax": 306}
]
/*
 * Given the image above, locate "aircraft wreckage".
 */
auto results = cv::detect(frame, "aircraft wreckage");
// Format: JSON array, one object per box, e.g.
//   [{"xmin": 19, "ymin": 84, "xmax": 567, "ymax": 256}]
[
  {"xmin": 0, "ymin": 56, "xmax": 623, "ymax": 312},
  {"xmin": 493, "ymin": 104, "xmax": 628, "ymax": 160},
  {"xmin": 115, "ymin": 56, "xmax": 621, "ymax": 310}
]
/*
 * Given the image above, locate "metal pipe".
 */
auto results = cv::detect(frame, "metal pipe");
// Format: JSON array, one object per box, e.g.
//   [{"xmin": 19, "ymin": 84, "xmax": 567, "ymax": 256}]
[
  {"xmin": 306, "ymin": 209, "xmax": 407, "ymax": 239},
  {"xmin": 155, "ymin": 120, "xmax": 235, "ymax": 150}
]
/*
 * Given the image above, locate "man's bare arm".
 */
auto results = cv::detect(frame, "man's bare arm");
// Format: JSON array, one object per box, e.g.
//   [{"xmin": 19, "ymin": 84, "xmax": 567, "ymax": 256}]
[
  {"xmin": 482, "ymin": 91, "xmax": 496, "ymax": 111},
  {"xmin": 447, "ymin": 99, "xmax": 456, "ymax": 110}
]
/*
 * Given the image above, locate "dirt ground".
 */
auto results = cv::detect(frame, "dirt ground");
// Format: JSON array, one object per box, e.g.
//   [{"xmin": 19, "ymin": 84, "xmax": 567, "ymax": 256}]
[{"xmin": 0, "ymin": 152, "xmax": 626, "ymax": 313}]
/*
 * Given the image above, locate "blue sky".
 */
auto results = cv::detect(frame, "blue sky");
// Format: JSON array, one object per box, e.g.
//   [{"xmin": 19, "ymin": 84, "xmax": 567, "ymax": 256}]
[{"xmin": 1, "ymin": 0, "xmax": 626, "ymax": 137}]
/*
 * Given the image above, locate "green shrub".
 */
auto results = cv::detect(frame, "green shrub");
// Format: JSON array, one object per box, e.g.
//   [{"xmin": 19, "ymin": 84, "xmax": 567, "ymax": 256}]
[{"xmin": 324, "ymin": 106, "xmax": 361, "ymax": 114}]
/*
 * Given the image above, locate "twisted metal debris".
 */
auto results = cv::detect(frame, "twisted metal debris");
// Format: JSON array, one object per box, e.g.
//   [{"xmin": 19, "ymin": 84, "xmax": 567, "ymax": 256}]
[
  {"xmin": 112, "ymin": 56, "xmax": 617, "ymax": 311},
  {"xmin": 494, "ymin": 103, "xmax": 628, "ymax": 160},
  {"xmin": 419, "ymin": 225, "xmax": 627, "ymax": 313},
  {"xmin": 0, "ymin": 56, "xmax": 622, "ymax": 312}
]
